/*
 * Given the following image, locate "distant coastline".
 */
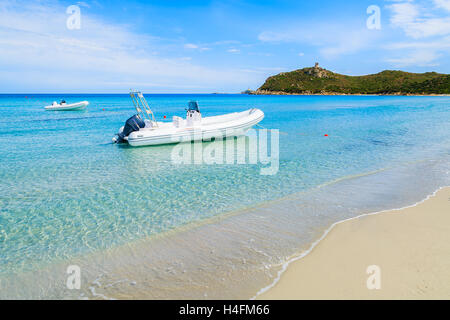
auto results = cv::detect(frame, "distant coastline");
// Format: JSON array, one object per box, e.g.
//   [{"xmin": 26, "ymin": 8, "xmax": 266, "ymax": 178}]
[
  {"xmin": 243, "ymin": 90, "xmax": 450, "ymax": 96},
  {"xmin": 243, "ymin": 63, "xmax": 450, "ymax": 96}
]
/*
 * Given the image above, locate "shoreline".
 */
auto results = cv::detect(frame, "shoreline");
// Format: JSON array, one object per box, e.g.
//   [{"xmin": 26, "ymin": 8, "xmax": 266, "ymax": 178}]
[
  {"xmin": 3, "ymin": 162, "xmax": 447, "ymax": 299},
  {"xmin": 1, "ymin": 154, "xmax": 448, "ymax": 299},
  {"xmin": 255, "ymin": 186, "xmax": 450, "ymax": 299},
  {"xmin": 244, "ymin": 90, "xmax": 450, "ymax": 96}
]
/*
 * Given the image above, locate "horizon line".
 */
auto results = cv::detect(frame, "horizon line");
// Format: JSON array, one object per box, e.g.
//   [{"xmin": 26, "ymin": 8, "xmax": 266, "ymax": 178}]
[{"xmin": 0, "ymin": 92, "xmax": 244, "ymax": 95}]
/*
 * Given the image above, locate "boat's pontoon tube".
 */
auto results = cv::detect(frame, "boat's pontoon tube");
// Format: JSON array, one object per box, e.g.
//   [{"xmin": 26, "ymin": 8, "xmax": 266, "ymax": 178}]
[{"xmin": 113, "ymin": 90, "xmax": 264, "ymax": 146}]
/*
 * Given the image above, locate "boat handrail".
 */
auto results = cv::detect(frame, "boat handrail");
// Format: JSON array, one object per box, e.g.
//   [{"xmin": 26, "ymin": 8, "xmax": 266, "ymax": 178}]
[{"xmin": 129, "ymin": 90, "xmax": 158, "ymax": 127}]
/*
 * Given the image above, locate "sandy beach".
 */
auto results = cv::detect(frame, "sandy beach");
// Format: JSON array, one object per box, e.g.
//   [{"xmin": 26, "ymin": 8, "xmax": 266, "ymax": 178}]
[{"xmin": 257, "ymin": 187, "xmax": 450, "ymax": 299}]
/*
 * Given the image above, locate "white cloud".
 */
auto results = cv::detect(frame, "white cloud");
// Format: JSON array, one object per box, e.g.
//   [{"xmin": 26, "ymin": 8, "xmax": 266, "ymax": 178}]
[
  {"xmin": 227, "ymin": 48, "xmax": 240, "ymax": 53},
  {"xmin": 258, "ymin": 24, "xmax": 381, "ymax": 59},
  {"xmin": 184, "ymin": 43, "xmax": 211, "ymax": 52},
  {"xmin": 385, "ymin": 37, "xmax": 450, "ymax": 50},
  {"xmin": 384, "ymin": 36, "xmax": 450, "ymax": 66},
  {"xmin": 385, "ymin": 0, "xmax": 450, "ymax": 66},
  {"xmin": 257, "ymin": 1, "xmax": 449, "ymax": 68},
  {"xmin": 298, "ymin": 52, "xmax": 304, "ymax": 56},
  {"xmin": 210, "ymin": 40, "xmax": 241, "ymax": 45},
  {"xmin": 434, "ymin": 0, "xmax": 450, "ymax": 11},
  {"xmin": 395, "ymin": 16, "xmax": 450, "ymax": 39},
  {"xmin": 388, "ymin": 2, "xmax": 419, "ymax": 26},
  {"xmin": 184, "ymin": 43, "xmax": 199, "ymax": 49},
  {"xmin": 386, "ymin": 50, "xmax": 441, "ymax": 67},
  {"xmin": 0, "ymin": 0, "xmax": 259, "ymax": 92},
  {"xmin": 320, "ymin": 30, "xmax": 378, "ymax": 58},
  {"xmin": 258, "ymin": 31, "xmax": 297, "ymax": 42},
  {"xmin": 387, "ymin": 0, "xmax": 450, "ymax": 38},
  {"xmin": 76, "ymin": 1, "xmax": 90, "ymax": 8}
]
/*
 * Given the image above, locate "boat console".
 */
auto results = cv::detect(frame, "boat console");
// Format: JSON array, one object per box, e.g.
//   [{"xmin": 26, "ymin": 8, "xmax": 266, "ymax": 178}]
[{"xmin": 186, "ymin": 101, "xmax": 201, "ymax": 126}]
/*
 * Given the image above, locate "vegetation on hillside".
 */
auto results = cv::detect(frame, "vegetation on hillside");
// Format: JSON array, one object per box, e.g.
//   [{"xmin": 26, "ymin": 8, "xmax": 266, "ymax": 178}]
[{"xmin": 253, "ymin": 64, "xmax": 450, "ymax": 95}]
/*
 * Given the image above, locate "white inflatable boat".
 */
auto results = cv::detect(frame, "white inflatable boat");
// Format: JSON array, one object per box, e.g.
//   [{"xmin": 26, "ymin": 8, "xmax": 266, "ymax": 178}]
[
  {"xmin": 113, "ymin": 91, "xmax": 264, "ymax": 147},
  {"xmin": 45, "ymin": 100, "xmax": 89, "ymax": 111}
]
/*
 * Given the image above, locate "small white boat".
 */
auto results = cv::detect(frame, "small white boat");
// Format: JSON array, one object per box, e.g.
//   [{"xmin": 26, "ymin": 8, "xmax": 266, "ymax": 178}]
[
  {"xmin": 45, "ymin": 100, "xmax": 89, "ymax": 111},
  {"xmin": 113, "ymin": 90, "xmax": 264, "ymax": 147}
]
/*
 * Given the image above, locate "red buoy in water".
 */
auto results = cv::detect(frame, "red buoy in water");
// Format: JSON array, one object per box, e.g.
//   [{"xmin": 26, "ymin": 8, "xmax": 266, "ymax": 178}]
[
  {"xmin": 164, "ymin": 115, "xmax": 166, "ymax": 119},
  {"xmin": 324, "ymin": 134, "xmax": 328, "ymax": 137}
]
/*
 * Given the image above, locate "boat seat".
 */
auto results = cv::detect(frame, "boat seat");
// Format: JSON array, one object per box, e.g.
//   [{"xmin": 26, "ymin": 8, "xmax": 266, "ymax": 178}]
[{"xmin": 173, "ymin": 116, "xmax": 183, "ymax": 128}]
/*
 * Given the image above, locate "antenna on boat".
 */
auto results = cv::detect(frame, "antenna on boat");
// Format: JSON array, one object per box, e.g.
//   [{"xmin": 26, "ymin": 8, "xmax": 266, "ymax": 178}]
[{"xmin": 129, "ymin": 89, "xmax": 158, "ymax": 127}]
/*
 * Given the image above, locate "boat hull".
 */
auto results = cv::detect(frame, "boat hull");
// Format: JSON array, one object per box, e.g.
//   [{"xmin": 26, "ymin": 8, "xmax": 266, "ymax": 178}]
[
  {"xmin": 126, "ymin": 108, "xmax": 264, "ymax": 147},
  {"xmin": 45, "ymin": 101, "xmax": 89, "ymax": 111}
]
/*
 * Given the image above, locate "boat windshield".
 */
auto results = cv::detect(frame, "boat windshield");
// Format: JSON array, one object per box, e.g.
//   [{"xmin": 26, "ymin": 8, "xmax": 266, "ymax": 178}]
[{"xmin": 187, "ymin": 101, "xmax": 199, "ymax": 112}]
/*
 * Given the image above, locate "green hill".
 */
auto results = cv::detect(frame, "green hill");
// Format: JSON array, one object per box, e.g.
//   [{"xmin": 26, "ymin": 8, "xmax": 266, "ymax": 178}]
[{"xmin": 251, "ymin": 64, "xmax": 450, "ymax": 95}]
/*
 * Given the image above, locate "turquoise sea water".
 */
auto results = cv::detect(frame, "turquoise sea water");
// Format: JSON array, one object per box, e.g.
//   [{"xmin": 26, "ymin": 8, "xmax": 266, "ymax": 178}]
[{"xmin": 0, "ymin": 94, "xmax": 449, "ymax": 299}]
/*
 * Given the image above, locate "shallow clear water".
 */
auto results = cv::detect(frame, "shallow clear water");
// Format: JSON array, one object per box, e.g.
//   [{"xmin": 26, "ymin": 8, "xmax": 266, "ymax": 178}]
[{"xmin": 0, "ymin": 94, "xmax": 449, "ymax": 298}]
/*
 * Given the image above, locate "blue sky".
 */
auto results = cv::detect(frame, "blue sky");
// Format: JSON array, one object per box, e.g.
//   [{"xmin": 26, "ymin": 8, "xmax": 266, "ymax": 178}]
[{"xmin": 0, "ymin": 0, "xmax": 449, "ymax": 93}]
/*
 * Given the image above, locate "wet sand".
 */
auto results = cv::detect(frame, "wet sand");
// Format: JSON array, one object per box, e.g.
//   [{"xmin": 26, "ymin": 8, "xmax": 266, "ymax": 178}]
[{"xmin": 257, "ymin": 187, "xmax": 450, "ymax": 299}]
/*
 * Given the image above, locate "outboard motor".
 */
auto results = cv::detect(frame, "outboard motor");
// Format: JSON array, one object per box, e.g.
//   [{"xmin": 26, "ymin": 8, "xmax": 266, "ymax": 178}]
[{"xmin": 115, "ymin": 114, "xmax": 145, "ymax": 143}]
